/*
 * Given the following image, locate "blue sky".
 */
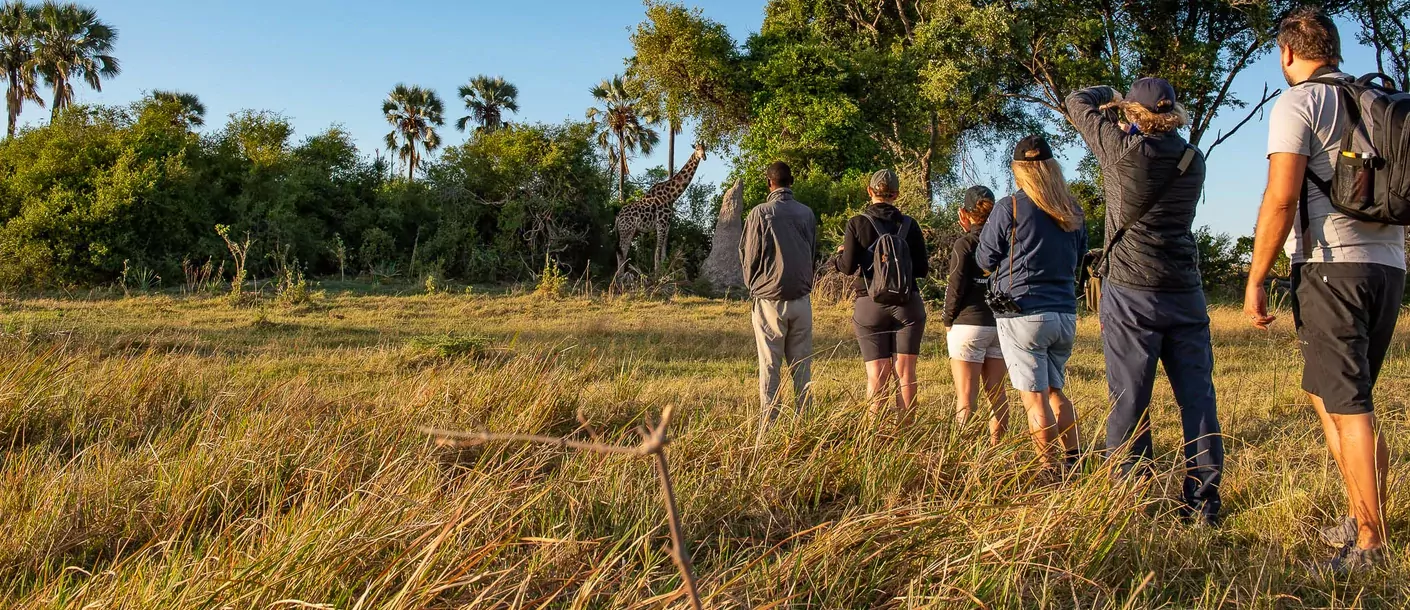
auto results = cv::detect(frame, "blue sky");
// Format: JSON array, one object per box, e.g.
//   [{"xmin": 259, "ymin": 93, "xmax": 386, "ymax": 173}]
[{"xmin": 77, "ymin": 0, "xmax": 1381, "ymax": 236}]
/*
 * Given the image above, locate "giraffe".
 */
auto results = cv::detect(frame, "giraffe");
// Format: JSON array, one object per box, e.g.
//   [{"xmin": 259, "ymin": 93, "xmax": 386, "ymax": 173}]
[{"xmin": 614, "ymin": 143, "xmax": 706, "ymax": 277}]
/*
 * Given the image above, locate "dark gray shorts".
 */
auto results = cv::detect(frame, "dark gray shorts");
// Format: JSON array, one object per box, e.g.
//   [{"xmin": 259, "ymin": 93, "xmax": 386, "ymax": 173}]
[
  {"xmin": 853, "ymin": 294, "xmax": 927, "ymax": 361},
  {"xmin": 1292, "ymin": 263, "xmax": 1405, "ymax": 415}
]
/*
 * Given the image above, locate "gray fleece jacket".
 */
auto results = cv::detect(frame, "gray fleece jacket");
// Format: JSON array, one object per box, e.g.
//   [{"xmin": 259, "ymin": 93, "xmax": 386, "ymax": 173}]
[{"xmin": 740, "ymin": 188, "xmax": 818, "ymax": 301}]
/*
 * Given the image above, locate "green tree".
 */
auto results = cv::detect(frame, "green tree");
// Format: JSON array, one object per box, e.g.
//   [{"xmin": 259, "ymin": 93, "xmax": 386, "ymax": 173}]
[
  {"xmin": 1352, "ymin": 0, "xmax": 1409, "ymax": 89},
  {"xmin": 426, "ymin": 121, "xmax": 612, "ymax": 279},
  {"xmin": 586, "ymin": 74, "xmax": 659, "ymax": 204},
  {"xmin": 629, "ymin": 0, "xmax": 747, "ymax": 171},
  {"xmin": 382, "ymin": 84, "xmax": 444, "ymax": 181},
  {"xmin": 987, "ymin": 0, "xmax": 1353, "ymax": 154},
  {"xmin": 0, "ymin": 1, "xmax": 42, "ymax": 138},
  {"xmin": 146, "ymin": 89, "xmax": 206, "ymax": 128},
  {"xmin": 455, "ymin": 75, "xmax": 519, "ymax": 134},
  {"xmin": 33, "ymin": 1, "xmax": 119, "ymax": 119}
]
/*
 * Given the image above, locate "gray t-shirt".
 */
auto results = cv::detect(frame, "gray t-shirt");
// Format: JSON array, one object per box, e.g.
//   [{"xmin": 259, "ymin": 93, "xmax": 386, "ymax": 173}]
[{"xmin": 1267, "ymin": 72, "xmax": 1406, "ymax": 268}]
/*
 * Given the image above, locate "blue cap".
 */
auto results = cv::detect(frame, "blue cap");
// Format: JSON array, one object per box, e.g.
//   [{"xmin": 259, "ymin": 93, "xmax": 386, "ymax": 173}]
[{"xmin": 1126, "ymin": 77, "xmax": 1177, "ymax": 113}]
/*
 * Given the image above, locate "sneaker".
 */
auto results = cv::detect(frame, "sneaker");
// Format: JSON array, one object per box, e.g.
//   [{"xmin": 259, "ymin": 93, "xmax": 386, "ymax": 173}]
[
  {"xmin": 1325, "ymin": 544, "xmax": 1387, "ymax": 576},
  {"xmin": 1318, "ymin": 516, "xmax": 1358, "ymax": 549}
]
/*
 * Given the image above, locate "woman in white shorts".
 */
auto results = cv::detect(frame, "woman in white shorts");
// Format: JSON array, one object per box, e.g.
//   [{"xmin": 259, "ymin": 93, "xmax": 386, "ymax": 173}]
[{"xmin": 942, "ymin": 185, "xmax": 1010, "ymax": 444}]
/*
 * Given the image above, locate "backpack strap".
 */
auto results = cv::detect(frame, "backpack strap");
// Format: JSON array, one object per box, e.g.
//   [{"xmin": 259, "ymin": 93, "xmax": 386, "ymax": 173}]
[
  {"xmin": 1299, "ymin": 71, "xmax": 1359, "ymax": 260},
  {"xmin": 1300, "ymin": 170, "xmax": 1334, "ymax": 259},
  {"xmin": 1355, "ymin": 72, "xmax": 1399, "ymax": 91},
  {"xmin": 861, "ymin": 213, "xmax": 907, "ymax": 251},
  {"xmin": 1098, "ymin": 145, "xmax": 1196, "ymax": 274}
]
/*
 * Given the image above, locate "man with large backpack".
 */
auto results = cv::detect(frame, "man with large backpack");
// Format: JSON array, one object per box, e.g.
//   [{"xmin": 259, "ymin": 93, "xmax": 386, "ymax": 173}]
[
  {"xmin": 1066, "ymin": 78, "xmax": 1224, "ymax": 526},
  {"xmin": 1245, "ymin": 7, "xmax": 1409, "ymax": 573},
  {"xmin": 834, "ymin": 169, "xmax": 930, "ymax": 424}
]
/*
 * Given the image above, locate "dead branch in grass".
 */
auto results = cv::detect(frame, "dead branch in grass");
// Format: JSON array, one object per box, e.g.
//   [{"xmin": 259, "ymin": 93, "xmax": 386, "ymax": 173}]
[{"xmin": 420, "ymin": 404, "xmax": 704, "ymax": 610}]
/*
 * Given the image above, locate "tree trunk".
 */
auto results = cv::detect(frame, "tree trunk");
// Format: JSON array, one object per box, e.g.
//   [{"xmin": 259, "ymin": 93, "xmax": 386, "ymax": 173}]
[
  {"xmin": 667, "ymin": 118, "xmax": 677, "ymax": 175},
  {"xmin": 922, "ymin": 112, "xmax": 939, "ymax": 205},
  {"xmin": 619, "ymin": 135, "xmax": 627, "ymax": 204},
  {"xmin": 50, "ymin": 81, "xmax": 63, "ymax": 121},
  {"xmin": 408, "ymin": 145, "xmax": 417, "ymax": 181},
  {"xmin": 6, "ymin": 74, "xmax": 16, "ymax": 139}
]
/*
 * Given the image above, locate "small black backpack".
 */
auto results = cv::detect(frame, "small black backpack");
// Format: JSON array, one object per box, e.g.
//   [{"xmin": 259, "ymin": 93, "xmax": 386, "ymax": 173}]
[
  {"xmin": 863, "ymin": 214, "xmax": 913, "ymax": 306},
  {"xmin": 1303, "ymin": 72, "xmax": 1410, "ymax": 229}
]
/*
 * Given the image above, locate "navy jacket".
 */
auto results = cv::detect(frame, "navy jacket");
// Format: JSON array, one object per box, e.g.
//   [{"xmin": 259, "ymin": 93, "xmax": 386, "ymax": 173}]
[{"xmin": 976, "ymin": 191, "xmax": 1087, "ymax": 316}]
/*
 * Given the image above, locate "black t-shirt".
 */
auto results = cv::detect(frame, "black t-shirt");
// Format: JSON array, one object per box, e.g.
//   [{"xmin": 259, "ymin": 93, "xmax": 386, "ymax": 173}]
[
  {"xmin": 833, "ymin": 203, "xmax": 930, "ymax": 300},
  {"xmin": 942, "ymin": 227, "xmax": 996, "ymax": 326}
]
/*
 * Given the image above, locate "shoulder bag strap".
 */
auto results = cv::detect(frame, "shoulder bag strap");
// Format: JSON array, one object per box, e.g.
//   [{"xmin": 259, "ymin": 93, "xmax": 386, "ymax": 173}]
[
  {"xmin": 1098, "ymin": 145, "xmax": 1196, "ymax": 271},
  {"xmin": 1007, "ymin": 198, "xmax": 1016, "ymax": 294}
]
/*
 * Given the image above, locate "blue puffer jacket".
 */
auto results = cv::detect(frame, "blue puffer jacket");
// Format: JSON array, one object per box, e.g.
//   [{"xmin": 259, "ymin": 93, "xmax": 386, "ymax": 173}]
[{"xmin": 976, "ymin": 190, "xmax": 1087, "ymax": 317}]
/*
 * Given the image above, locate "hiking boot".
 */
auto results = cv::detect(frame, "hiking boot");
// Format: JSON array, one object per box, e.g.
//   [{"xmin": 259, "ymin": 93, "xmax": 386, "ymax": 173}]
[
  {"xmin": 1324, "ymin": 544, "xmax": 1388, "ymax": 576},
  {"xmin": 1318, "ymin": 516, "xmax": 1357, "ymax": 549},
  {"xmin": 1179, "ymin": 504, "xmax": 1221, "ymax": 529}
]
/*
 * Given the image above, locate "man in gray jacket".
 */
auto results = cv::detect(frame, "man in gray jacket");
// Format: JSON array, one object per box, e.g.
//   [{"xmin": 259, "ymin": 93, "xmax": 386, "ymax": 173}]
[{"xmin": 741, "ymin": 161, "xmax": 818, "ymax": 439}]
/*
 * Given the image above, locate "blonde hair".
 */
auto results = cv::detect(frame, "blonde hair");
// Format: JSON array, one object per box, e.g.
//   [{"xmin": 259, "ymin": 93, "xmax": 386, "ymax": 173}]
[
  {"xmin": 1102, "ymin": 100, "xmax": 1190, "ymax": 135},
  {"xmin": 1012, "ymin": 158, "xmax": 1084, "ymax": 232}
]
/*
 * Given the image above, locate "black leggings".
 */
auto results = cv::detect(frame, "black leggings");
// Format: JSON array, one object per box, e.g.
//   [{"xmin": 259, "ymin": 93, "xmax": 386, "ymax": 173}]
[{"xmin": 853, "ymin": 294, "xmax": 927, "ymax": 361}]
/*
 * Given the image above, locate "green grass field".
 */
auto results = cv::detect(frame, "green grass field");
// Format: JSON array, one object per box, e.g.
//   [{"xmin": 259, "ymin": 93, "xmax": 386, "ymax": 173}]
[{"xmin": 1, "ymin": 287, "xmax": 1407, "ymax": 608}]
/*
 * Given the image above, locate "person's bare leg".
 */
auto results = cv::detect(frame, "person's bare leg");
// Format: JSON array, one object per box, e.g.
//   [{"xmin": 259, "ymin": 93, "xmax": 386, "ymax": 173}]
[
  {"xmin": 1048, "ymin": 388, "xmax": 1079, "ymax": 453},
  {"xmin": 1311, "ymin": 394, "xmax": 1357, "ymax": 514},
  {"xmin": 1317, "ymin": 395, "xmax": 1390, "ymax": 550},
  {"xmin": 1019, "ymin": 389, "xmax": 1058, "ymax": 469},
  {"xmin": 894, "ymin": 354, "xmax": 919, "ymax": 425},
  {"xmin": 982, "ymin": 358, "xmax": 1010, "ymax": 444},
  {"xmin": 951, "ymin": 359, "xmax": 983, "ymax": 428},
  {"xmin": 866, "ymin": 358, "xmax": 895, "ymax": 423}
]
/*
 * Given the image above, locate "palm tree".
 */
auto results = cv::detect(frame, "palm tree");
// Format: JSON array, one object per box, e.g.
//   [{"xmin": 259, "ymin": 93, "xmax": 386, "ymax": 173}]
[
  {"xmin": 382, "ymin": 84, "xmax": 444, "ymax": 181},
  {"xmin": 33, "ymin": 1, "xmax": 119, "ymax": 120},
  {"xmin": 0, "ymin": 1, "xmax": 41, "ymax": 138},
  {"xmin": 147, "ymin": 89, "xmax": 206, "ymax": 128},
  {"xmin": 455, "ymin": 75, "xmax": 519, "ymax": 133},
  {"xmin": 587, "ymin": 75, "xmax": 659, "ymax": 204}
]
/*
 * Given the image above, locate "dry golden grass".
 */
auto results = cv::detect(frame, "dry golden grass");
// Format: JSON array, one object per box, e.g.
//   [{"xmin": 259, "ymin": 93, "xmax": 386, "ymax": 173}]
[{"xmin": 0, "ymin": 288, "xmax": 1407, "ymax": 608}]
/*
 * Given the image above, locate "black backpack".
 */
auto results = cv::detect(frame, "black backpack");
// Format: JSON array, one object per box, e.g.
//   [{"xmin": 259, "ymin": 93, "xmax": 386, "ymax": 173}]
[
  {"xmin": 863, "ymin": 214, "xmax": 913, "ymax": 305},
  {"xmin": 1302, "ymin": 72, "xmax": 1410, "ymax": 233}
]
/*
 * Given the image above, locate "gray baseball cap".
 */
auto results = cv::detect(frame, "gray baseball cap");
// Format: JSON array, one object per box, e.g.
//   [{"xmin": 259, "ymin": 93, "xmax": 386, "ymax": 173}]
[{"xmin": 868, "ymin": 169, "xmax": 899, "ymax": 195}]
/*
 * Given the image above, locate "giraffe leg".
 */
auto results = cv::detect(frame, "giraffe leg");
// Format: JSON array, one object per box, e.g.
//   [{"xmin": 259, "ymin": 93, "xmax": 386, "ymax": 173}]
[
  {"xmin": 655, "ymin": 221, "xmax": 670, "ymax": 275},
  {"xmin": 615, "ymin": 220, "xmax": 634, "ymax": 280}
]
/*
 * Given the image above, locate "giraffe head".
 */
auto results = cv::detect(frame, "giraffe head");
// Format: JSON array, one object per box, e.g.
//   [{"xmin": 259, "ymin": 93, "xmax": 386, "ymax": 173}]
[{"xmin": 691, "ymin": 143, "xmax": 707, "ymax": 162}]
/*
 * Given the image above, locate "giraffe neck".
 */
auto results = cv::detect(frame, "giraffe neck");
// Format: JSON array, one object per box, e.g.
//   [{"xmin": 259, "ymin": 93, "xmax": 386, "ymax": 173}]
[
  {"xmin": 670, "ymin": 154, "xmax": 703, "ymax": 190},
  {"xmin": 635, "ymin": 152, "xmax": 703, "ymax": 217},
  {"xmin": 651, "ymin": 155, "xmax": 702, "ymax": 208}
]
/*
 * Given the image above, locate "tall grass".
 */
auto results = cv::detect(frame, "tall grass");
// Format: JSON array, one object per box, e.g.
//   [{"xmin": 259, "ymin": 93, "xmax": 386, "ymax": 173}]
[{"xmin": 0, "ymin": 291, "xmax": 1405, "ymax": 608}]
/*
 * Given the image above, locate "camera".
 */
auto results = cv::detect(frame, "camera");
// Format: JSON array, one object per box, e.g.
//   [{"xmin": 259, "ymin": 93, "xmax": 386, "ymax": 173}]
[{"xmin": 985, "ymin": 289, "xmax": 1022, "ymax": 315}]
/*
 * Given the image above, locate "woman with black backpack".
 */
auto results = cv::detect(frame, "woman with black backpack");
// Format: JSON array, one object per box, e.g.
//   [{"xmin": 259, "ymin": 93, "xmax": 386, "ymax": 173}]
[{"xmin": 834, "ymin": 169, "xmax": 930, "ymax": 424}]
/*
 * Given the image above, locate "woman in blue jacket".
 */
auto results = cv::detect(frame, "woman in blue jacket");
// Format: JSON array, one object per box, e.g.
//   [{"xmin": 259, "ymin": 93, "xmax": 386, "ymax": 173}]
[{"xmin": 977, "ymin": 135, "xmax": 1088, "ymax": 472}]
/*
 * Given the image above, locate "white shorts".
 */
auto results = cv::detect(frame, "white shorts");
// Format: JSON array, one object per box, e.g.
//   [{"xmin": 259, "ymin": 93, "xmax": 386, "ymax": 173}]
[{"xmin": 946, "ymin": 324, "xmax": 1004, "ymax": 363}]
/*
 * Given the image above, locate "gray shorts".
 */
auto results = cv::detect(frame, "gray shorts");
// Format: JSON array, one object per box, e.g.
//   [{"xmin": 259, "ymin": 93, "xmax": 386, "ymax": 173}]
[{"xmin": 996, "ymin": 312, "xmax": 1078, "ymax": 392}]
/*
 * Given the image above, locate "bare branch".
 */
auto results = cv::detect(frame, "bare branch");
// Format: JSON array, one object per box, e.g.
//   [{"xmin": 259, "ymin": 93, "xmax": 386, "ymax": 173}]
[
  {"xmin": 1192, "ymin": 36, "xmax": 1264, "ymax": 145},
  {"xmin": 419, "ymin": 404, "xmax": 702, "ymax": 610},
  {"xmin": 1204, "ymin": 83, "xmax": 1280, "ymax": 159}
]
